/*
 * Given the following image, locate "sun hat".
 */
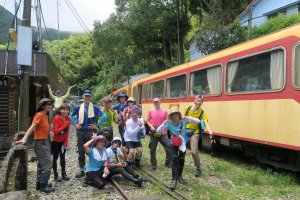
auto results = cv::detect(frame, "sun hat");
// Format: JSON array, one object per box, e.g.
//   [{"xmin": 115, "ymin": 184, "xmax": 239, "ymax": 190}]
[
  {"xmin": 39, "ymin": 98, "xmax": 53, "ymax": 106},
  {"xmin": 111, "ymin": 137, "xmax": 122, "ymax": 145},
  {"xmin": 127, "ymin": 97, "xmax": 135, "ymax": 102},
  {"xmin": 103, "ymin": 97, "xmax": 113, "ymax": 103},
  {"xmin": 83, "ymin": 90, "xmax": 91, "ymax": 96},
  {"xmin": 91, "ymin": 136, "xmax": 110, "ymax": 148},
  {"xmin": 168, "ymin": 107, "xmax": 182, "ymax": 120},
  {"xmin": 153, "ymin": 97, "xmax": 160, "ymax": 103},
  {"xmin": 117, "ymin": 92, "xmax": 128, "ymax": 101}
]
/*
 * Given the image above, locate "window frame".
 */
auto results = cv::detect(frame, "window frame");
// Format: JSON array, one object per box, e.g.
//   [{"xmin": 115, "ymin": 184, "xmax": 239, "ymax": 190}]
[
  {"xmin": 224, "ymin": 47, "xmax": 286, "ymax": 95},
  {"xmin": 141, "ymin": 83, "xmax": 150, "ymax": 101},
  {"xmin": 292, "ymin": 42, "xmax": 300, "ymax": 90},
  {"xmin": 150, "ymin": 79, "xmax": 165, "ymax": 100},
  {"xmin": 189, "ymin": 63, "xmax": 223, "ymax": 97},
  {"xmin": 165, "ymin": 73, "xmax": 187, "ymax": 99}
]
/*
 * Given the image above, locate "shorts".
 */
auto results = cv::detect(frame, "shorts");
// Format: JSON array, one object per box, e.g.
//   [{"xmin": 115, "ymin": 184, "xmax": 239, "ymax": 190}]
[{"xmin": 125, "ymin": 141, "xmax": 142, "ymax": 149}]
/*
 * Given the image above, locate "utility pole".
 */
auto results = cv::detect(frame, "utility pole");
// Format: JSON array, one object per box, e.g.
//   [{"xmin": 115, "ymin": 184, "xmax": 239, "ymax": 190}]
[{"xmin": 19, "ymin": 0, "xmax": 31, "ymax": 132}]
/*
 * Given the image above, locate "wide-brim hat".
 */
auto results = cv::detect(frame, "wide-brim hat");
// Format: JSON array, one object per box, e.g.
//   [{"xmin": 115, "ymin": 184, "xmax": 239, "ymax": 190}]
[
  {"xmin": 127, "ymin": 97, "xmax": 135, "ymax": 102},
  {"xmin": 117, "ymin": 92, "xmax": 128, "ymax": 101},
  {"xmin": 111, "ymin": 137, "xmax": 122, "ymax": 145},
  {"xmin": 91, "ymin": 136, "xmax": 110, "ymax": 148},
  {"xmin": 168, "ymin": 107, "xmax": 182, "ymax": 120},
  {"xmin": 39, "ymin": 98, "xmax": 53, "ymax": 106}
]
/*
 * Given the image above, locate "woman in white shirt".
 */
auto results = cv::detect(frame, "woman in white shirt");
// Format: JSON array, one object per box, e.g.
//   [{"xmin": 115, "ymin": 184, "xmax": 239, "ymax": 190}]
[{"xmin": 124, "ymin": 106, "xmax": 145, "ymax": 167}]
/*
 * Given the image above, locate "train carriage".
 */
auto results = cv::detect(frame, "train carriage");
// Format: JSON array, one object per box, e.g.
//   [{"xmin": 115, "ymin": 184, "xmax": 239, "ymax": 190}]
[{"xmin": 112, "ymin": 24, "xmax": 300, "ymax": 171}]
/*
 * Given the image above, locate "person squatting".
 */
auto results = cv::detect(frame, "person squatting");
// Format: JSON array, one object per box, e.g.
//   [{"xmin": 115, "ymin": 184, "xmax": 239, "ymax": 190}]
[{"xmin": 16, "ymin": 91, "xmax": 214, "ymax": 192}]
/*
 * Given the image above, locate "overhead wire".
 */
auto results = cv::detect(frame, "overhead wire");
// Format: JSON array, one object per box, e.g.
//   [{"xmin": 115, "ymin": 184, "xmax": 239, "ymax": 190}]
[
  {"xmin": 65, "ymin": 0, "xmax": 90, "ymax": 32},
  {"xmin": 38, "ymin": 0, "xmax": 50, "ymax": 40}
]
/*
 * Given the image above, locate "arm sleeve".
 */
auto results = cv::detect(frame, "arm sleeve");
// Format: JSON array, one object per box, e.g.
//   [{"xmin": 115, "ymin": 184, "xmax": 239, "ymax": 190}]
[
  {"xmin": 97, "ymin": 107, "xmax": 107, "ymax": 126},
  {"xmin": 112, "ymin": 104, "xmax": 119, "ymax": 110},
  {"xmin": 157, "ymin": 122, "xmax": 169, "ymax": 132},
  {"xmin": 70, "ymin": 107, "xmax": 79, "ymax": 125},
  {"xmin": 33, "ymin": 113, "xmax": 42, "ymax": 125},
  {"xmin": 48, "ymin": 87, "xmax": 56, "ymax": 100},
  {"xmin": 186, "ymin": 116, "xmax": 201, "ymax": 124},
  {"xmin": 61, "ymin": 87, "xmax": 71, "ymax": 100}
]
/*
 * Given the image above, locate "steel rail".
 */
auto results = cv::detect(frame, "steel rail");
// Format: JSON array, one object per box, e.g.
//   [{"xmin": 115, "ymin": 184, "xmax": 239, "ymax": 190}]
[
  {"xmin": 110, "ymin": 177, "xmax": 132, "ymax": 200},
  {"xmin": 134, "ymin": 167, "xmax": 190, "ymax": 200}
]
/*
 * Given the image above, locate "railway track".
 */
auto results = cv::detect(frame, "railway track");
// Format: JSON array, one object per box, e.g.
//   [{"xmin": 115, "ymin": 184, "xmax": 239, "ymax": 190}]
[
  {"xmin": 134, "ymin": 166, "xmax": 190, "ymax": 200},
  {"xmin": 110, "ymin": 177, "xmax": 131, "ymax": 200}
]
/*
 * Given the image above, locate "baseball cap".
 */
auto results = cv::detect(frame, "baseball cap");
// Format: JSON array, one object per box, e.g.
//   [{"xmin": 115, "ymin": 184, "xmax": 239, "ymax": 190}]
[
  {"xmin": 103, "ymin": 97, "xmax": 113, "ymax": 103},
  {"xmin": 83, "ymin": 90, "xmax": 91, "ymax": 96}
]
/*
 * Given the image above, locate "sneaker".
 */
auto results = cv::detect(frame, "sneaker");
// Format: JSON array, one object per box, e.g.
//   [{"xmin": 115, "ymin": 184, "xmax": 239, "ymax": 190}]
[
  {"xmin": 178, "ymin": 177, "xmax": 186, "ymax": 184},
  {"xmin": 195, "ymin": 168, "xmax": 201, "ymax": 177},
  {"xmin": 62, "ymin": 173, "xmax": 70, "ymax": 181},
  {"xmin": 75, "ymin": 171, "xmax": 85, "ymax": 178},
  {"xmin": 36, "ymin": 183, "xmax": 52, "ymax": 190},
  {"xmin": 133, "ymin": 178, "xmax": 143, "ymax": 187},
  {"xmin": 54, "ymin": 175, "xmax": 62, "ymax": 182},
  {"xmin": 40, "ymin": 185, "xmax": 55, "ymax": 193}
]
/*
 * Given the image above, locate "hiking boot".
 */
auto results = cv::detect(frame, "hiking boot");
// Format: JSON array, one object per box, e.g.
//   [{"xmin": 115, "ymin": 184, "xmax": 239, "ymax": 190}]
[
  {"xmin": 195, "ymin": 168, "xmax": 201, "ymax": 177},
  {"xmin": 135, "ymin": 159, "xmax": 143, "ymax": 168},
  {"xmin": 151, "ymin": 165, "xmax": 157, "ymax": 170},
  {"xmin": 36, "ymin": 183, "xmax": 52, "ymax": 190},
  {"xmin": 75, "ymin": 171, "xmax": 85, "ymax": 178},
  {"xmin": 134, "ymin": 178, "xmax": 143, "ymax": 187},
  {"xmin": 54, "ymin": 172, "xmax": 62, "ymax": 182},
  {"xmin": 40, "ymin": 185, "xmax": 55, "ymax": 193},
  {"xmin": 62, "ymin": 172, "xmax": 70, "ymax": 181},
  {"xmin": 178, "ymin": 176, "xmax": 186, "ymax": 184},
  {"xmin": 164, "ymin": 162, "xmax": 172, "ymax": 168},
  {"xmin": 170, "ymin": 178, "xmax": 177, "ymax": 190}
]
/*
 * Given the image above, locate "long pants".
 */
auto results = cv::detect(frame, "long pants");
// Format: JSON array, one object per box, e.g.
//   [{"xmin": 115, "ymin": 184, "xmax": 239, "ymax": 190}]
[
  {"xmin": 189, "ymin": 134, "xmax": 200, "ymax": 168},
  {"xmin": 77, "ymin": 129, "xmax": 93, "ymax": 171},
  {"xmin": 109, "ymin": 166, "xmax": 137, "ymax": 182},
  {"xmin": 171, "ymin": 146, "xmax": 186, "ymax": 179},
  {"xmin": 51, "ymin": 141, "xmax": 66, "ymax": 174},
  {"xmin": 86, "ymin": 167, "xmax": 106, "ymax": 189},
  {"xmin": 149, "ymin": 134, "xmax": 172, "ymax": 167},
  {"xmin": 34, "ymin": 139, "xmax": 52, "ymax": 187},
  {"xmin": 118, "ymin": 125, "xmax": 125, "ymax": 146}
]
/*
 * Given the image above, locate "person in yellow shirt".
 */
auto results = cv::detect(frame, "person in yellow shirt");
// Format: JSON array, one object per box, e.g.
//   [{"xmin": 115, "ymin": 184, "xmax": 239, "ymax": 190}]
[
  {"xmin": 184, "ymin": 95, "xmax": 214, "ymax": 177},
  {"xmin": 47, "ymin": 84, "xmax": 76, "ymax": 114}
]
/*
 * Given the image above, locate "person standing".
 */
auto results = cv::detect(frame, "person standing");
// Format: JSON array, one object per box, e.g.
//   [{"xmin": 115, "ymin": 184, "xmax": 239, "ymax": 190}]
[
  {"xmin": 98, "ymin": 97, "xmax": 118, "ymax": 146},
  {"xmin": 123, "ymin": 97, "xmax": 136, "ymax": 121},
  {"xmin": 47, "ymin": 84, "xmax": 76, "ymax": 115},
  {"xmin": 184, "ymin": 95, "xmax": 214, "ymax": 177},
  {"xmin": 71, "ymin": 90, "xmax": 107, "ymax": 178},
  {"xmin": 52, "ymin": 104, "xmax": 71, "ymax": 182},
  {"xmin": 124, "ymin": 106, "xmax": 145, "ymax": 167},
  {"xmin": 157, "ymin": 107, "xmax": 200, "ymax": 189},
  {"xmin": 112, "ymin": 92, "xmax": 128, "ymax": 145},
  {"xmin": 16, "ymin": 98, "xmax": 55, "ymax": 193},
  {"xmin": 84, "ymin": 134, "xmax": 110, "ymax": 189},
  {"xmin": 146, "ymin": 97, "xmax": 172, "ymax": 170}
]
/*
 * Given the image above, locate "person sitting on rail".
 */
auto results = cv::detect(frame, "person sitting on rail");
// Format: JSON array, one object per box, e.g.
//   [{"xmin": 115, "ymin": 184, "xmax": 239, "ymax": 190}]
[
  {"xmin": 83, "ymin": 133, "xmax": 110, "ymax": 189},
  {"xmin": 47, "ymin": 84, "xmax": 77, "ymax": 116},
  {"xmin": 146, "ymin": 97, "xmax": 172, "ymax": 170},
  {"xmin": 157, "ymin": 107, "xmax": 200, "ymax": 190},
  {"xmin": 123, "ymin": 97, "xmax": 136, "ymax": 121},
  {"xmin": 71, "ymin": 90, "xmax": 107, "ymax": 178},
  {"xmin": 106, "ymin": 137, "xmax": 143, "ymax": 187},
  {"xmin": 97, "ymin": 97, "xmax": 118, "ymax": 147},
  {"xmin": 16, "ymin": 98, "xmax": 55, "ymax": 193},
  {"xmin": 52, "ymin": 104, "xmax": 71, "ymax": 182},
  {"xmin": 184, "ymin": 95, "xmax": 214, "ymax": 177},
  {"xmin": 112, "ymin": 92, "xmax": 128, "ymax": 146},
  {"xmin": 124, "ymin": 106, "xmax": 145, "ymax": 168}
]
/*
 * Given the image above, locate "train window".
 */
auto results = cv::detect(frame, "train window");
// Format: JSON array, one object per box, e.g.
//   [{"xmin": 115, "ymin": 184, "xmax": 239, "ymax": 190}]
[
  {"xmin": 132, "ymin": 86, "xmax": 138, "ymax": 100},
  {"xmin": 166, "ymin": 74, "xmax": 186, "ymax": 98},
  {"xmin": 142, "ymin": 83, "xmax": 149, "ymax": 100},
  {"xmin": 226, "ymin": 49, "xmax": 284, "ymax": 93},
  {"xmin": 190, "ymin": 65, "xmax": 222, "ymax": 96},
  {"xmin": 294, "ymin": 44, "xmax": 300, "ymax": 88},
  {"xmin": 150, "ymin": 80, "xmax": 164, "ymax": 99}
]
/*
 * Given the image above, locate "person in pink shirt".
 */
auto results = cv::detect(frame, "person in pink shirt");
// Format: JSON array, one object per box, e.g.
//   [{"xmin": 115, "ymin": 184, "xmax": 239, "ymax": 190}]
[{"xmin": 146, "ymin": 98, "xmax": 172, "ymax": 170}]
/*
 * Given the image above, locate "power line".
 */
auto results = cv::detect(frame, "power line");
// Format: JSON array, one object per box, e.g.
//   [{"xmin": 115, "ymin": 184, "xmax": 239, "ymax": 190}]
[
  {"xmin": 39, "ymin": 0, "xmax": 50, "ymax": 40},
  {"xmin": 65, "ymin": 0, "xmax": 90, "ymax": 32}
]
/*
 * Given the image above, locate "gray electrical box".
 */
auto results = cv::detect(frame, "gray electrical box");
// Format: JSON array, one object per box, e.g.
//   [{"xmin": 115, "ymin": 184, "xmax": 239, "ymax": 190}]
[{"xmin": 17, "ymin": 25, "xmax": 32, "ymax": 66}]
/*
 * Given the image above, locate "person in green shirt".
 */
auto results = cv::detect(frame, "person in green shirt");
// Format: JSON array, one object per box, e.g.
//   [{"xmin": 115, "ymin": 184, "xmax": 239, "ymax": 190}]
[
  {"xmin": 47, "ymin": 84, "xmax": 77, "ymax": 112},
  {"xmin": 98, "ymin": 97, "xmax": 118, "ymax": 147}
]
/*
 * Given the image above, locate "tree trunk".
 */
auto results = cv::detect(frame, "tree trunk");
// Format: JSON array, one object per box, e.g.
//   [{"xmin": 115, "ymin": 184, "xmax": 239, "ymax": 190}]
[{"xmin": 178, "ymin": 37, "xmax": 185, "ymax": 64}]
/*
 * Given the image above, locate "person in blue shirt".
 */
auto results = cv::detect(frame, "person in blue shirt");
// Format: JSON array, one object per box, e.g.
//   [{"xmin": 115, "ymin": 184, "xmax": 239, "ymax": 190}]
[
  {"xmin": 112, "ymin": 92, "xmax": 128, "ymax": 145},
  {"xmin": 71, "ymin": 90, "xmax": 106, "ymax": 178},
  {"xmin": 83, "ymin": 133, "xmax": 110, "ymax": 189},
  {"xmin": 157, "ymin": 107, "xmax": 200, "ymax": 190}
]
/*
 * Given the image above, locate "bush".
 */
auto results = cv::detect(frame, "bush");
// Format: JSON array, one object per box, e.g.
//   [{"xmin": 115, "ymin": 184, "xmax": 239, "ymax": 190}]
[{"xmin": 251, "ymin": 13, "xmax": 300, "ymax": 39}]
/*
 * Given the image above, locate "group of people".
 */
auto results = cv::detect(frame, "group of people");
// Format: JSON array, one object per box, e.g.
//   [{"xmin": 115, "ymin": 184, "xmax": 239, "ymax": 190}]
[{"xmin": 16, "ymin": 85, "xmax": 214, "ymax": 193}]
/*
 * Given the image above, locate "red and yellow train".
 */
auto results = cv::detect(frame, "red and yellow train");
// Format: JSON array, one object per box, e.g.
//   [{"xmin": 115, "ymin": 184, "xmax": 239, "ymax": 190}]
[{"xmin": 112, "ymin": 24, "xmax": 300, "ymax": 171}]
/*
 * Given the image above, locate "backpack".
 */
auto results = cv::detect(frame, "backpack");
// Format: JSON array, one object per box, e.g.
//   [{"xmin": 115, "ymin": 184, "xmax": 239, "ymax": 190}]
[{"xmin": 185, "ymin": 106, "xmax": 205, "ymax": 135}]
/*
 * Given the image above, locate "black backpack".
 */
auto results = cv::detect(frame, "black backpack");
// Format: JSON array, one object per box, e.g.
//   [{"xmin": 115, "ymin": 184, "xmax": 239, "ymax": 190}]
[{"xmin": 185, "ymin": 106, "xmax": 205, "ymax": 135}]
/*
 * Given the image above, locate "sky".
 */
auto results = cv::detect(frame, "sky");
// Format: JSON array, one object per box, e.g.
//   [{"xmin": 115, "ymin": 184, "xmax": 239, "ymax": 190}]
[{"xmin": 2, "ymin": 0, "xmax": 116, "ymax": 32}]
